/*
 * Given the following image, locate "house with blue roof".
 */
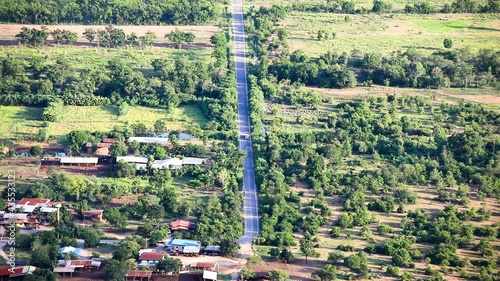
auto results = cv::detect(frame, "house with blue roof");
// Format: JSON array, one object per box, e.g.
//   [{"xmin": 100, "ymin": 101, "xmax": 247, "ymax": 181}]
[
  {"xmin": 59, "ymin": 246, "xmax": 93, "ymax": 259},
  {"xmin": 166, "ymin": 239, "xmax": 201, "ymax": 255}
]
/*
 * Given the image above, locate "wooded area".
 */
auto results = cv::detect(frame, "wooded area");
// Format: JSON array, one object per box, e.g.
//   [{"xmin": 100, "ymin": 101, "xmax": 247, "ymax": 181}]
[
  {"xmin": 0, "ymin": 0, "xmax": 223, "ymax": 25},
  {"xmin": 245, "ymin": 2, "xmax": 500, "ymax": 281}
]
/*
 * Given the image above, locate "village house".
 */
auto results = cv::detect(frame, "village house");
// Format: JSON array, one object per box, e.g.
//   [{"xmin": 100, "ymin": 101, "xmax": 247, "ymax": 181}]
[
  {"xmin": 169, "ymin": 220, "xmax": 196, "ymax": 232},
  {"xmin": 85, "ymin": 138, "xmax": 118, "ymax": 155},
  {"xmin": 0, "ymin": 265, "xmax": 37, "ymax": 280},
  {"xmin": 126, "ymin": 270, "xmax": 153, "ymax": 281},
  {"xmin": 166, "ymin": 239, "xmax": 201, "ymax": 256},
  {"xmin": 193, "ymin": 262, "xmax": 219, "ymax": 272},
  {"xmin": 138, "ymin": 252, "xmax": 166, "ymax": 267},
  {"xmin": 60, "ymin": 157, "xmax": 98, "ymax": 166},
  {"xmin": 152, "ymin": 158, "xmax": 183, "ymax": 169},
  {"xmin": 82, "ymin": 210, "xmax": 104, "ymax": 222},
  {"xmin": 15, "ymin": 198, "xmax": 52, "ymax": 210},
  {"xmin": 59, "ymin": 246, "xmax": 93, "ymax": 260}
]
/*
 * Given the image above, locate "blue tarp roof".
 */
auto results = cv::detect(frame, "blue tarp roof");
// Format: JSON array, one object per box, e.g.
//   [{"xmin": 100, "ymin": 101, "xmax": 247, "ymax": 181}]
[
  {"xmin": 166, "ymin": 239, "xmax": 201, "ymax": 247},
  {"xmin": 59, "ymin": 246, "xmax": 82, "ymax": 255}
]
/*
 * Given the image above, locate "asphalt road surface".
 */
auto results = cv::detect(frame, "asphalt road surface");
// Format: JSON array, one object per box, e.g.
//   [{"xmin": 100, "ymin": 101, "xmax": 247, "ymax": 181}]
[{"xmin": 231, "ymin": 0, "xmax": 260, "ymax": 244}]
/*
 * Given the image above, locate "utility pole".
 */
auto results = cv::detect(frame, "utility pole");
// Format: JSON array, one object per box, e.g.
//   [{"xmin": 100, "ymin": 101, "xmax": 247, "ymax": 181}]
[{"xmin": 55, "ymin": 203, "xmax": 62, "ymax": 226}]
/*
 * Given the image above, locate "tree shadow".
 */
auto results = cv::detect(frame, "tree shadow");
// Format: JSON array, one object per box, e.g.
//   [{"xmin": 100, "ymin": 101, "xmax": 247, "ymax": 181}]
[
  {"xmin": 402, "ymin": 45, "xmax": 441, "ymax": 52},
  {"xmin": 448, "ymin": 25, "xmax": 500, "ymax": 32},
  {"xmin": 14, "ymin": 107, "xmax": 43, "ymax": 121},
  {"xmin": 102, "ymin": 105, "xmax": 119, "ymax": 116}
]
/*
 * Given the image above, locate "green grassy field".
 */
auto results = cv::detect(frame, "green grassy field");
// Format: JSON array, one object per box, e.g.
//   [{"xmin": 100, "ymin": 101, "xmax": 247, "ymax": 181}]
[
  {"xmin": 0, "ymin": 104, "xmax": 208, "ymax": 141},
  {"xmin": 0, "ymin": 45, "xmax": 213, "ymax": 73},
  {"xmin": 282, "ymin": 12, "xmax": 499, "ymax": 56}
]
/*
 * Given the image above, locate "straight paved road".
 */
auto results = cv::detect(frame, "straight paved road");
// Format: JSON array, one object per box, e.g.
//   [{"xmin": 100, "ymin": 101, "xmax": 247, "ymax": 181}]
[{"xmin": 231, "ymin": 0, "xmax": 259, "ymax": 245}]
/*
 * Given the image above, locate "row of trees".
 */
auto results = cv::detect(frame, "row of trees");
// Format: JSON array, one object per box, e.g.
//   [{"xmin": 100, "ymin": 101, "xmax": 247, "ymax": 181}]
[
  {"xmin": 15, "ymin": 26, "xmax": 194, "ymax": 48},
  {"xmin": 0, "ymin": 0, "xmax": 221, "ymax": 25},
  {"xmin": 286, "ymin": 0, "xmax": 499, "ymax": 14},
  {"xmin": 265, "ymin": 47, "xmax": 499, "ymax": 89}
]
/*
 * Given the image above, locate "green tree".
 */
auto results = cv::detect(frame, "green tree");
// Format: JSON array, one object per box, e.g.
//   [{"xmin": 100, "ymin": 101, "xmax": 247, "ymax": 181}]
[
  {"xmin": 63, "ymin": 30, "xmax": 78, "ymax": 44},
  {"xmin": 220, "ymin": 238, "xmax": 240, "ymax": 257},
  {"xmin": 241, "ymin": 269, "xmax": 255, "ymax": 281},
  {"xmin": 344, "ymin": 252, "xmax": 369, "ymax": 278},
  {"xmin": 154, "ymin": 119, "xmax": 166, "ymax": 135},
  {"xmin": 83, "ymin": 28, "xmax": 96, "ymax": 44},
  {"xmin": 312, "ymin": 265, "xmax": 337, "ymax": 281},
  {"xmin": 105, "ymin": 259, "xmax": 136, "ymax": 281},
  {"xmin": 443, "ymin": 38, "xmax": 453, "ymax": 49},
  {"xmin": 268, "ymin": 269, "xmax": 289, "ymax": 280},
  {"xmin": 29, "ymin": 145, "xmax": 43, "ymax": 157},
  {"xmin": 104, "ymin": 208, "xmax": 128, "ymax": 229},
  {"xmin": 50, "ymin": 29, "xmax": 65, "ymax": 44},
  {"xmin": 300, "ymin": 237, "xmax": 318, "ymax": 264},
  {"xmin": 165, "ymin": 29, "xmax": 196, "ymax": 48},
  {"xmin": 327, "ymin": 251, "xmax": 345, "ymax": 263},
  {"xmin": 78, "ymin": 227, "xmax": 103, "ymax": 248},
  {"xmin": 156, "ymin": 256, "xmax": 182, "ymax": 273},
  {"xmin": 110, "ymin": 142, "xmax": 128, "ymax": 157},
  {"xmin": 118, "ymin": 101, "xmax": 130, "ymax": 116},
  {"xmin": 116, "ymin": 160, "xmax": 136, "ymax": 178}
]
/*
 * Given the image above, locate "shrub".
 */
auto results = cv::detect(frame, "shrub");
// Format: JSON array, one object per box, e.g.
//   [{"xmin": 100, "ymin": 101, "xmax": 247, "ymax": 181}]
[{"xmin": 386, "ymin": 265, "xmax": 400, "ymax": 276}]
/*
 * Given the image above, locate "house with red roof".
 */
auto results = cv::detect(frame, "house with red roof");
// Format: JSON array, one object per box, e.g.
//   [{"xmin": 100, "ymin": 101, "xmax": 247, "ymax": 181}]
[
  {"xmin": 15, "ymin": 198, "xmax": 51, "ymax": 210},
  {"xmin": 82, "ymin": 210, "xmax": 104, "ymax": 222},
  {"xmin": 0, "ymin": 265, "xmax": 37, "ymax": 279},
  {"xmin": 138, "ymin": 252, "xmax": 166, "ymax": 266},
  {"xmin": 169, "ymin": 220, "xmax": 196, "ymax": 231},
  {"xmin": 126, "ymin": 270, "xmax": 152, "ymax": 281}
]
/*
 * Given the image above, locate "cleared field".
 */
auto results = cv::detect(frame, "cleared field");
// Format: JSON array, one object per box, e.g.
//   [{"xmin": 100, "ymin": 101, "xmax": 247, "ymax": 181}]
[
  {"xmin": 0, "ymin": 24, "xmax": 219, "ymax": 44},
  {"xmin": 282, "ymin": 13, "xmax": 500, "ymax": 56},
  {"xmin": 306, "ymin": 85, "xmax": 500, "ymax": 106},
  {"xmin": 0, "ymin": 105, "xmax": 207, "ymax": 141}
]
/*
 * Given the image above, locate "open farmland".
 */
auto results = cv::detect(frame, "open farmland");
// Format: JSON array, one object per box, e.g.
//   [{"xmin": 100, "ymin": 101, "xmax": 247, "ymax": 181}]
[
  {"xmin": 281, "ymin": 12, "xmax": 499, "ymax": 56},
  {"xmin": 0, "ymin": 105, "xmax": 207, "ymax": 141}
]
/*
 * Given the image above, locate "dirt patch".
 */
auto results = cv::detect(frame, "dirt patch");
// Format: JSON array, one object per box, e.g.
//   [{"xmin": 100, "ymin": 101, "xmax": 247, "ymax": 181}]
[
  {"xmin": 12, "ymin": 141, "xmax": 64, "ymax": 151},
  {"xmin": 307, "ymin": 85, "xmax": 500, "ymax": 106},
  {"xmin": 438, "ymin": 93, "xmax": 500, "ymax": 105},
  {"xmin": 39, "ymin": 163, "xmax": 110, "ymax": 177}
]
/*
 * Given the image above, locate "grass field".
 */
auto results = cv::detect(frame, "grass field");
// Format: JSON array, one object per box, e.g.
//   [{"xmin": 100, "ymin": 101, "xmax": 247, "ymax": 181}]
[
  {"xmin": 0, "ymin": 104, "xmax": 208, "ymax": 141},
  {"xmin": 282, "ymin": 13, "xmax": 499, "ymax": 56}
]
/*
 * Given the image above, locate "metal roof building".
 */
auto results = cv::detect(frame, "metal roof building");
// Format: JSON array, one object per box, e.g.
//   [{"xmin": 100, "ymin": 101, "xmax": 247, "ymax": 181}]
[
  {"xmin": 182, "ymin": 157, "xmax": 205, "ymax": 165},
  {"xmin": 117, "ymin": 156, "xmax": 149, "ymax": 164},
  {"xmin": 152, "ymin": 158, "xmax": 183, "ymax": 169},
  {"xmin": 60, "ymin": 157, "xmax": 98, "ymax": 164},
  {"xmin": 129, "ymin": 137, "xmax": 170, "ymax": 144}
]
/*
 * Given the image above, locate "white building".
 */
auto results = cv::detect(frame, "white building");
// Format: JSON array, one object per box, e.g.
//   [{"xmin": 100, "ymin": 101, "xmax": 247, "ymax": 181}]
[{"xmin": 116, "ymin": 156, "xmax": 149, "ymax": 164}]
